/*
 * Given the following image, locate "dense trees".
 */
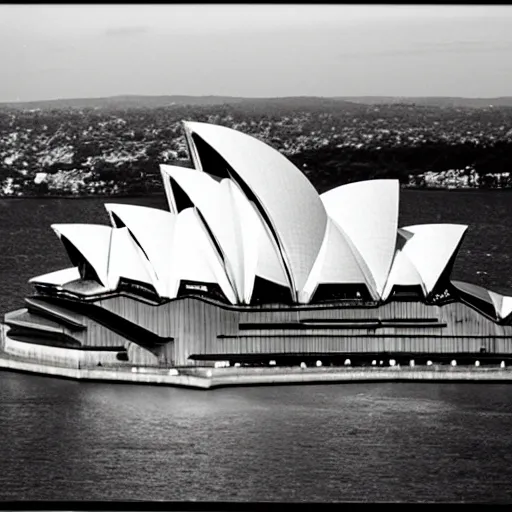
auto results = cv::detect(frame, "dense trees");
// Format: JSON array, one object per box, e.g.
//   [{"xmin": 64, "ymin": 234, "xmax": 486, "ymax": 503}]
[{"xmin": 1, "ymin": 100, "xmax": 512, "ymax": 196}]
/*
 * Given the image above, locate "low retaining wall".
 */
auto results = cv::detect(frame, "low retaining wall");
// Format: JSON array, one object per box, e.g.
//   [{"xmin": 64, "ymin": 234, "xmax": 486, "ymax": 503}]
[
  {"xmin": 208, "ymin": 366, "xmax": 512, "ymax": 387},
  {"xmin": 1, "ymin": 350, "xmax": 512, "ymax": 389},
  {"xmin": 0, "ymin": 355, "xmax": 211, "ymax": 389},
  {"xmin": 1, "ymin": 335, "xmax": 122, "ymax": 368}
]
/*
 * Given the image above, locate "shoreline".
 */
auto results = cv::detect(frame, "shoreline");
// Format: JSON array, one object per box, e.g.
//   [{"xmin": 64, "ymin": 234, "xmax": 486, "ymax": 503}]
[
  {"xmin": 2, "ymin": 188, "xmax": 512, "ymax": 201},
  {"xmin": 0, "ymin": 192, "xmax": 167, "ymax": 200},
  {"xmin": 1, "ymin": 352, "xmax": 512, "ymax": 389}
]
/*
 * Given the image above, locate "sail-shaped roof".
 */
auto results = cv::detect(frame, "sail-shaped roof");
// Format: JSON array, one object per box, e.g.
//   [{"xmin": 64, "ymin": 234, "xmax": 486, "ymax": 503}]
[
  {"xmin": 29, "ymin": 122, "xmax": 500, "ymax": 310},
  {"xmin": 106, "ymin": 227, "xmax": 154, "ymax": 290},
  {"xmin": 29, "ymin": 267, "xmax": 80, "ymax": 287},
  {"xmin": 489, "ymin": 291, "xmax": 512, "ymax": 321},
  {"xmin": 183, "ymin": 121, "xmax": 327, "ymax": 300},
  {"xmin": 219, "ymin": 178, "xmax": 260, "ymax": 303},
  {"xmin": 381, "ymin": 249, "xmax": 426, "ymax": 301},
  {"xmin": 104, "ymin": 204, "xmax": 175, "ymax": 296},
  {"xmin": 301, "ymin": 217, "xmax": 372, "ymax": 303},
  {"xmin": 169, "ymin": 207, "xmax": 237, "ymax": 304},
  {"xmin": 321, "ymin": 179, "xmax": 399, "ymax": 298},
  {"xmin": 400, "ymin": 224, "xmax": 467, "ymax": 295},
  {"xmin": 160, "ymin": 165, "xmax": 250, "ymax": 301},
  {"xmin": 52, "ymin": 224, "xmax": 155, "ymax": 292},
  {"xmin": 52, "ymin": 224, "xmax": 112, "ymax": 287}
]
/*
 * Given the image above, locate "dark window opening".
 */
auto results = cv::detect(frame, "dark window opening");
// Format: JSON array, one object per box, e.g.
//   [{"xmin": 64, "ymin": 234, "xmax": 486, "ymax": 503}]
[
  {"xmin": 311, "ymin": 283, "xmax": 373, "ymax": 304},
  {"xmin": 177, "ymin": 280, "xmax": 229, "ymax": 304},
  {"xmin": 118, "ymin": 278, "xmax": 160, "ymax": 302},
  {"xmin": 251, "ymin": 276, "xmax": 294, "ymax": 306},
  {"xmin": 389, "ymin": 285, "xmax": 425, "ymax": 301}
]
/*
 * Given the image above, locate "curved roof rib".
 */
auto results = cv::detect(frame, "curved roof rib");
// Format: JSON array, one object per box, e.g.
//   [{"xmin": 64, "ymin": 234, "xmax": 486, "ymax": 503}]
[
  {"xmin": 183, "ymin": 121, "xmax": 327, "ymax": 301},
  {"xmin": 220, "ymin": 178, "xmax": 260, "ymax": 303},
  {"xmin": 52, "ymin": 224, "xmax": 112, "ymax": 287},
  {"xmin": 104, "ymin": 204, "xmax": 176, "ymax": 296},
  {"xmin": 160, "ymin": 164, "xmax": 290, "ymax": 304},
  {"xmin": 52, "ymin": 223, "xmax": 155, "ymax": 292},
  {"xmin": 220, "ymin": 178, "xmax": 292, "ymax": 301},
  {"xmin": 301, "ymin": 217, "xmax": 374, "ymax": 303},
  {"xmin": 381, "ymin": 248, "xmax": 425, "ymax": 301},
  {"xmin": 400, "ymin": 224, "xmax": 468, "ymax": 295},
  {"xmin": 160, "ymin": 165, "xmax": 251, "ymax": 302},
  {"xmin": 252, "ymin": 202, "xmax": 291, "ymax": 289},
  {"xmin": 160, "ymin": 167, "xmax": 177, "ymax": 213},
  {"xmin": 169, "ymin": 207, "xmax": 237, "ymax": 304},
  {"xmin": 321, "ymin": 179, "xmax": 399, "ymax": 298},
  {"xmin": 106, "ymin": 227, "xmax": 155, "ymax": 290}
]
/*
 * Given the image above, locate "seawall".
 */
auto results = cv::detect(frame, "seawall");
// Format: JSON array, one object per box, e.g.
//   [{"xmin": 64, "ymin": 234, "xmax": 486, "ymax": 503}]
[{"xmin": 1, "ymin": 351, "xmax": 512, "ymax": 389}]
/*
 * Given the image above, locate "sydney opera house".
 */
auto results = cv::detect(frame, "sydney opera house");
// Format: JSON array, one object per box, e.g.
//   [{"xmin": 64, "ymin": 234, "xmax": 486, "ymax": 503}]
[{"xmin": 2, "ymin": 121, "xmax": 512, "ymax": 373}]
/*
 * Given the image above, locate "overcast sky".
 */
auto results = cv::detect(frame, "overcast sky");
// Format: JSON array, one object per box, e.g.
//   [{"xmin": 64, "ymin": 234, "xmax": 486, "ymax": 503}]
[{"xmin": 1, "ymin": 4, "xmax": 512, "ymax": 102}]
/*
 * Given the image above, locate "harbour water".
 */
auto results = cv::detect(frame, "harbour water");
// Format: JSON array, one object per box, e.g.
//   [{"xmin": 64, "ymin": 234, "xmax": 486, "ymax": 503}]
[
  {"xmin": 1, "ymin": 190, "xmax": 512, "ymax": 502},
  {"xmin": 1, "ymin": 371, "xmax": 512, "ymax": 502}
]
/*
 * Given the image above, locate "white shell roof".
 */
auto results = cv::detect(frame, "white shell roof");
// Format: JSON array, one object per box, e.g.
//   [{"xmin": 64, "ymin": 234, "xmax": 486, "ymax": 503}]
[
  {"xmin": 105, "ymin": 203, "xmax": 175, "ymax": 296},
  {"xmin": 301, "ymin": 217, "xmax": 371, "ymax": 303},
  {"xmin": 253, "ymin": 203, "xmax": 291, "ymax": 289},
  {"xmin": 184, "ymin": 121, "xmax": 327, "ymax": 300},
  {"xmin": 160, "ymin": 164, "xmax": 220, "ymax": 213},
  {"xmin": 501, "ymin": 297, "xmax": 512, "ymax": 320},
  {"xmin": 381, "ymin": 249, "xmax": 425, "ymax": 301},
  {"xmin": 160, "ymin": 165, "xmax": 250, "ymax": 301},
  {"xmin": 52, "ymin": 224, "xmax": 112, "ymax": 287},
  {"xmin": 106, "ymin": 227, "xmax": 154, "ymax": 290},
  {"xmin": 29, "ymin": 267, "xmax": 80, "ymax": 286},
  {"xmin": 220, "ymin": 178, "xmax": 260, "ymax": 303},
  {"xmin": 33, "ymin": 122, "xmax": 500, "ymax": 310},
  {"xmin": 52, "ymin": 224, "xmax": 155, "ymax": 292},
  {"xmin": 489, "ymin": 291, "xmax": 512, "ymax": 321},
  {"xmin": 170, "ymin": 207, "xmax": 237, "ymax": 304},
  {"xmin": 321, "ymin": 179, "xmax": 399, "ymax": 298},
  {"xmin": 400, "ymin": 224, "xmax": 467, "ymax": 295}
]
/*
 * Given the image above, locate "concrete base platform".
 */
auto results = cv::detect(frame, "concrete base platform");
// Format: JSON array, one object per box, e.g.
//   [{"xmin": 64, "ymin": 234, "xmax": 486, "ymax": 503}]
[{"xmin": 1, "ymin": 352, "xmax": 512, "ymax": 389}]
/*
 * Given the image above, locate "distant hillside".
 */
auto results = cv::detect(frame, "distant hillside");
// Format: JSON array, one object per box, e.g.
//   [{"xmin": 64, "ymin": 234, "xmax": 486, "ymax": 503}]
[
  {"xmin": 0, "ymin": 94, "xmax": 252, "ymax": 111},
  {"xmin": 2, "ymin": 94, "xmax": 512, "ymax": 111},
  {"xmin": 338, "ymin": 96, "xmax": 512, "ymax": 108},
  {"xmin": 0, "ymin": 94, "xmax": 364, "ymax": 112}
]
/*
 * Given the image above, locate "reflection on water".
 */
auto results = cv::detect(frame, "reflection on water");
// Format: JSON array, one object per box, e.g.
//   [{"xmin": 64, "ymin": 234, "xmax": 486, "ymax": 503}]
[{"xmin": 1, "ymin": 372, "xmax": 512, "ymax": 502}]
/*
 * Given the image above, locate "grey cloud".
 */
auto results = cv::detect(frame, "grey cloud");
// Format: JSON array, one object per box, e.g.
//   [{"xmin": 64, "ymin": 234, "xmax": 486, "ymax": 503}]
[
  {"xmin": 339, "ymin": 40, "xmax": 512, "ymax": 59},
  {"xmin": 104, "ymin": 26, "xmax": 150, "ymax": 37},
  {"xmin": 39, "ymin": 66, "xmax": 71, "ymax": 74}
]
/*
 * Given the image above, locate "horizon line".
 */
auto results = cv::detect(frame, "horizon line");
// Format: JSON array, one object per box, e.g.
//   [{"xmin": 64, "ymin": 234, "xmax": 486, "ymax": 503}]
[{"xmin": 2, "ymin": 93, "xmax": 512, "ymax": 105}]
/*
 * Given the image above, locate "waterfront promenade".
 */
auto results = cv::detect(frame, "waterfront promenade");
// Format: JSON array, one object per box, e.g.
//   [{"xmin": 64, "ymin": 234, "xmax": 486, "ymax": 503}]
[{"xmin": 1, "ymin": 347, "xmax": 512, "ymax": 389}]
